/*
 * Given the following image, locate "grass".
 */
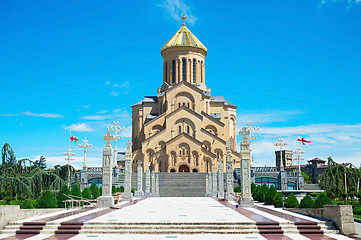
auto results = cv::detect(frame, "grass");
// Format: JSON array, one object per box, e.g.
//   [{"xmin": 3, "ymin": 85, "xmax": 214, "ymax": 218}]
[{"xmin": 354, "ymin": 214, "xmax": 361, "ymax": 220}]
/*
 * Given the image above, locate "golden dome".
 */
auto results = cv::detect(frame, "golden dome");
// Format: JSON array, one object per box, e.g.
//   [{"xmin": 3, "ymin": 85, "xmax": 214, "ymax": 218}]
[{"xmin": 161, "ymin": 25, "xmax": 207, "ymax": 52}]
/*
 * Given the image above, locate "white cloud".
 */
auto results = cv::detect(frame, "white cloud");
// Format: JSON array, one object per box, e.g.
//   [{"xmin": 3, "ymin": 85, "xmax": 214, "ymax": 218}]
[
  {"xmin": 82, "ymin": 105, "xmax": 91, "ymax": 110},
  {"xmin": 22, "ymin": 111, "xmax": 64, "ymax": 118},
  {"xmin": 64, "ymin": 123, "xmax": 95, "ymax": 132},
  {"xmin": 237, "ymin": 110, "xmax": 303, "ymax": 127},
  {"xmin": 42, "ymin": 155, "xmax": 102, "ymax": 169},
  {"xmin": 318, "ymin": 0, "xmax": 361, "ymax": 8},
  {"xmin": 81, "ymin": 110, "xmax": 130, "ymax": 121},
  {"xmin": 157, "ymin": 0, "xmax": 198, "ymax": 25},
  {"xmin": 105, "ymin": 81, "xmax": 110, "ymax": 85},
  {"xmin": 110, "ymin": 91, "xmax": 119, "ymax": 97},
  {"xmin": 97, "ymin": 110, "xmax": 108, "ymax": 114}
]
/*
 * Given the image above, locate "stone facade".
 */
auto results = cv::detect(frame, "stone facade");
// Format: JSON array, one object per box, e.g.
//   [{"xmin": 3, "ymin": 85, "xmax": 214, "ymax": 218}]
[{"xmin": 132, "ymin": 24, "xmax": 240, "ymax": 173}]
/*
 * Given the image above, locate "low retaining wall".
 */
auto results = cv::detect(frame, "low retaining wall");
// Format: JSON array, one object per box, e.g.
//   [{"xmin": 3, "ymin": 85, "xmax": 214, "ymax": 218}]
[
  {"xmin": 288, "ymin": 205, "xmax": 356, "ymax": 235},
  {"xmin": 0, "ymin": 205, "xmax": 63, "ymax": 230}
]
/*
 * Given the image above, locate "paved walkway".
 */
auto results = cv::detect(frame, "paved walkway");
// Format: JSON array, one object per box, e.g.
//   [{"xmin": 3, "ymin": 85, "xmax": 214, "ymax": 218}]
[{"xmin": 0, "ymin": 197, "xmax": 358, "ymax": 240}]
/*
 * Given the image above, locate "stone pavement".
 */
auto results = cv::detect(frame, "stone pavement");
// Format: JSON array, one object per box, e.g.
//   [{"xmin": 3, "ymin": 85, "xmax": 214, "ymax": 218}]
[{"xmin": 0, "ymin": 197, "xmax": 359, "ymax": 240}]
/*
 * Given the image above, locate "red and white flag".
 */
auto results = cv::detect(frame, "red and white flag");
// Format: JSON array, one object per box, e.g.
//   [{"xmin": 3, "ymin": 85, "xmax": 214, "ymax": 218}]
[
  {"xmin": 70, "ymin": 136, "xmax": 78, "ymax": 142},
  {"xmin": 298, "ymin": 136, "xmax": 311, "ymax": 145}
]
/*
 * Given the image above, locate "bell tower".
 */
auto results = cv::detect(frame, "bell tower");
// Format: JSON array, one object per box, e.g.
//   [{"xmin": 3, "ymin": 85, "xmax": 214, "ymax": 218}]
[{"xmin": 159, "ymin": 16, "xmax": 208, "ymax": 92}]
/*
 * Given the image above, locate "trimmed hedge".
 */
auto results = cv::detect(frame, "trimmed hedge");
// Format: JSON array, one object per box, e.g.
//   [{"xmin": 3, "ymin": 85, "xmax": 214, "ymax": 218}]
[
  {"xmin": 273, "ymin": 192, "xmax": 285, "ymax": 208},
  {"xmin": 314, "ymin": 192, "xmax": 332, "ymax": 208},
  {"xmin": 285, "ymin": 193, "xmax": 299, "ymax": 208},
  {"xmin": 300, "ymin": 195, "xmax": 314, "ymax": 208},
  {"xmin": 265, "ymin": 185, "xmax": 277, "ymax": 205}
]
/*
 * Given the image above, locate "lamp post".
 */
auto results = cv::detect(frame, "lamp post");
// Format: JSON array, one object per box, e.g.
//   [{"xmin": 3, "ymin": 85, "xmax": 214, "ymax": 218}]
[
  {"xmin": 79, "ymin": 138, "xmax": 92, "ymax": 171},
  {"xmin": 274, "ymin": 136, "xmax": 287, "ymax": 167},
  {"xmin": 107, "ymin": 121, "xmax": 125, "ymax": 166},
  {"xmin": 239, "ymin": 121, "xmax": 259, "ymax": 166},
  {"xmin": 63, "ymin": 148, "xmax": 75, "ymax": 188},
  {"xmin": 293, "ymin": 145, "xmax": 304, "ymax": 190}
]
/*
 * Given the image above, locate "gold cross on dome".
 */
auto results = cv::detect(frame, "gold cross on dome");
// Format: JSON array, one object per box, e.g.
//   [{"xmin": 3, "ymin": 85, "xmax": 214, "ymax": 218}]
[
  {"xmin": 125, "ymin": 140, "xmax": 132, "ymax": 149},
  {"xmin": 103, "ymin": 132, "xmax": 114, "ymax": 147},
  {"xmin": 180, "ymin": 14, "xmax": 187, "ymax": 26}
]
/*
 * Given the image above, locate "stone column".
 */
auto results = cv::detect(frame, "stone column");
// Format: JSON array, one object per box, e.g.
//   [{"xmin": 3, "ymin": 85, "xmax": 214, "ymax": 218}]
[
  {"xmin": 218, "ymin": 158, "xmax": 225, "ymax": 199},
  {"xmin": 155, "ymin": 174, "xmax": 160, "ymax": 197},
  {"xmin": 239, "ymin": 127, "xmax": 254, "ymax": 207},
  {"xmin": 151, "ymin": 170, "xmax": 156, "ymax": 197},
  {"xmin": 207, "ymin": 171, "xmax": 212, "ymax": 197},
  {"xmin": 122, "ymin": 140, "xmax": 133, "ymax": 201},
  {"xmin": 211, "ymin": 165, "xmax": 218, "ymax": 198},
  {"xmin": 225, "ymin": 148, "xmax": 235, "ymax": 201},
  {"xmin": 145, "ymin": 163, "xmax": 151, "ymax": 198},
  {"xmin": 98, "ymin": 132, "xmax": 114, "ymax": 207},
  {"xmin": 134, "ymin": 161, "xmax": 144, "ymax": 198}
]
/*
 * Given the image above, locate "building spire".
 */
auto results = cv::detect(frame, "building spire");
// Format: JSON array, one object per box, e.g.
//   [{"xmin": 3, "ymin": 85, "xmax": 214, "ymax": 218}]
[{"xmin": 180, "ymin": 14, "xmax": 187, "ymax": 26}]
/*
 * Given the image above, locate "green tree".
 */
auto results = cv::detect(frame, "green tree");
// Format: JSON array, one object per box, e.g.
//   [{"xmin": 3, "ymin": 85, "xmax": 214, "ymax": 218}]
[
  {"xmin": 70, "ymin": 183, "xmax": 82, "ymax": 198},
  {"xmin": 285, "ymin": 193, "xmax": 299, "ymax": 208},
  {"xmin": 265, "ymin": 185, "xmax": 277, "ymax": 205},
  {"xmin": 56, "ymin": 185, "xmax": 70, "ymax": 208},
  {"xmin": 314, "ymin": 192, "xmax": 332, "ymax": 208},
  {"xmin": 89, "ymin": 183, "xmax": 100, "ymax": 199},
  {"xmin": 255, "ymin": 184, "xmax": 269, "ymax": 202},
  {"xmin": 82, "ymin": 187, "xmax": 91, "ymax": 199},
  {"xmin": 301, "ymin": 172, "xmax": 310, "ymax": 184},
  {"xmin": 34, "ymin": 156, "xmax": 46, "ymax": 169},
  {"xmin": 300, "ymin": 195, "xmax": 314, "ymax": 208},
  {"xmin": 36, "ymin": 190, "xmax": 57, "ymax": 208},
  {"xmin": 273, "ymin": 192, "xmax": 285, "ymax": 208}
]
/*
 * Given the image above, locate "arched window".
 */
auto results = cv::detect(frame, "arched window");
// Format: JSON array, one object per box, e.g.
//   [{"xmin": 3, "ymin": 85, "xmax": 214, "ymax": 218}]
[
  {"xmin": 200, "ymin": 61, "xmax": 203, "ymax": 82},
  {"xmin": 178, "ymin": 103, "xmax": 181, "ymax": 108},
  {"xmin": 186, "ymin": 126, "xmax": 190, "ymax": 134},
  {"xmin": 172, "ymin": 60, "xmax": 176, "ymax": 83},
  {"xmin": 165, "ymin": 62, "xmax": 167, "ymax": 82},
  {"xmin": 182, "ymin": 58, "xmax": 186, "ymax": 81},
  {"xmin": 187, "ymin": 103, "xmax": 189, "ymax": 108},
  {"xmin": 193, "ymin": 59, "xmax": 196, "ymax": 83},
  {"xmin": 182, "ymin": 149, "xmax": 185, "ymax": 155},
  {"xmin": 178, "ymin": 125, "xmax": 181, "ymax": 134}
]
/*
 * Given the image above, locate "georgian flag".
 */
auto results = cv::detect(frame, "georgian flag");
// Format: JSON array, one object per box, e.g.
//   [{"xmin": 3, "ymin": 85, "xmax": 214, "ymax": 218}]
[
  {"xmin": 70, "ymin": 136, "xmax": 79, "ymax": 142},
  {"xmin": 298, "ymin": 136, "xmax": 311, "ymax": 145}
]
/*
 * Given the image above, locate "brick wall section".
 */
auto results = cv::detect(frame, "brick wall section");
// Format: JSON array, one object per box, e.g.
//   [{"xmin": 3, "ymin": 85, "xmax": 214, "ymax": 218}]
[{"xmin": 288, "ymin": 205, "xmax": 356, "ymax": 235}]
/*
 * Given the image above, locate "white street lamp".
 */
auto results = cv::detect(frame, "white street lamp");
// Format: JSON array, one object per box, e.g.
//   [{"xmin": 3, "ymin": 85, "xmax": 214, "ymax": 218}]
[
  {"xmin": 274, "ymin": 136, "xmax": 287, "ymax": 167},
  {"xmin": 63, "ymin": 147, "xmax": 75, "ymax": 188},
  {"xmin": 293, "ymin": 145, "xmax": 304, "ymax": 190},
  {"xmin": 239, "ymin": 121, "xmax": 259, "ymax": 166},
  {"xmin": 79, "ymin": 138, "xmax": 92, "ymax": 170},
  {"xmin": 107, "ymin": 121, "xmax": 125, "ymax": 166}
]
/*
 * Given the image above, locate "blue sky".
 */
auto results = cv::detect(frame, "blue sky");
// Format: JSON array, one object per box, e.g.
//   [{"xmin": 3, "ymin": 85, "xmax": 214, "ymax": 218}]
[{"xmin": 1, "ymin": 0, "xmax": 361, "ymax": 168}]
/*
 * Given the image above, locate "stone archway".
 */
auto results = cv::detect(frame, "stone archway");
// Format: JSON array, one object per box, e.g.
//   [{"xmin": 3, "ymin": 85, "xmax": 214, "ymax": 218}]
[{"xmin": 179, "ymin": 164, "xmax": 190, "ymax": 172}]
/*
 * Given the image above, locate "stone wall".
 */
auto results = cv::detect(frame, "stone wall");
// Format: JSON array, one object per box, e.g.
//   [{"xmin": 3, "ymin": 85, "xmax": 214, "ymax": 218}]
[
  {"xmin": 0, "ymin": 205, "xmax": 63, "ymax": 230},
  {"xmin": 288, "ymin": 205, "xmax": 356, "ymax": 235}
]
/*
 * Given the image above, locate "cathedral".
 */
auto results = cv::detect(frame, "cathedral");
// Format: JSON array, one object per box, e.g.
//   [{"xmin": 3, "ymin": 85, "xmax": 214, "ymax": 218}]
[{"xmin": 132, "ymin": 21, "xmax": 240, "ymax": 173}]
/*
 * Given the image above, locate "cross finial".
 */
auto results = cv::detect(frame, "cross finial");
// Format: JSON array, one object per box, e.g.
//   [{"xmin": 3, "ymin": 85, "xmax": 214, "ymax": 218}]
[
  {"xmin": 125, "ymin": 140, "xmax": 132, "ymax": 149},
  {"xmin": 180, "ymin": 14, "xmax": 187, "ymax": 26},
  {"xmin": 103, "ymin": 132, "xmax": 114, "ymax": 147}
]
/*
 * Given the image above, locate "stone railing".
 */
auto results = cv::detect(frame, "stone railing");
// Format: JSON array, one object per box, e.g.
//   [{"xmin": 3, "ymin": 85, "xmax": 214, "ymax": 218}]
[
  {"xmin": 287, "ymin": 205, "xmax": 355, "ymax": 235},
  {"xmin": 87, "ymin": 167, "xmax": 102, "ymax": 172},
  {"xmin": 287, "ymin": 172, "xmax": 299, "ymax": 177},
  {"xmin": 252, "ymin": 167, "xmax": 278, "ymax": 172}
]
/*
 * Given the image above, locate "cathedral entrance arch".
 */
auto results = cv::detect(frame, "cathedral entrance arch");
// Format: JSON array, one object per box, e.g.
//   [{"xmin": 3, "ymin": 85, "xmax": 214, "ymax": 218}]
[{"xmin": 179, "ymin": 164, "xmax": 190, "ymax": 172}]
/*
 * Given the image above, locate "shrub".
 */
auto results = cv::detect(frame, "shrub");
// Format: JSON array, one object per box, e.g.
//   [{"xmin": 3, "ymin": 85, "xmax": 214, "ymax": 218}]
[
  {"xmin": 285, "ymin": 193, "xmax": 299, "ymax": 208},
  {"xmin": 71, "ymin": 183, "xmax": 82, "ymax": 198},
  {"xmin": 20, "ymin": 199, "xmax": 34, "ymax": 209},
  {"xmin": 300, "ymin": 195, "xmax": 314, "ymax": 208},
  {"xmin": 82, "ymin": 188, "xmax": 92, "ymax": 199},
  {"xmin": 273, "ymin": 192, "xmax": 285, "ymax": 208},
  {"xmin": 353, "ymin": 206, "xmax": 361, "ymax": 215},
  {"xmin": 313, "ymin": 192, "xmax": 332, "ymax": 208},
  {"xmin": 255, "ymin": 184, "xmax": 269, "ymax": 202},
  {"xmin": 234, "ymin": 186, "xmax": 241, "ymax": 193},
  {"xmin": 89, "ymin": 183, "xmax": 100, "ymax": 199},
  {"xmin": 9, "ymin": 200, "xmax": 21, "ymax": 205},
  {"xmin": 56, "ymin": 185, "xmax": 70, "ymax": 208},
  {"xmin": 251, "ymin": 183, "xmax": 257, "ymax": 194},
  {"xmin": 265, "ymin": 185, "xmax": 277, "ymax": 205},
  {"xmin": 252, "ymin": 185, "xmax": 260, "ymax": 200},
  {"xmin": 36, "ymin": 190, "xmax": 57, "ymax": 208}
]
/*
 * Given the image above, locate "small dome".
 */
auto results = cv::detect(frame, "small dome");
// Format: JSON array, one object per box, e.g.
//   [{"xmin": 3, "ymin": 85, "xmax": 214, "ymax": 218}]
[{"xmin": 161, "ymin": 25, "xmax": 207, "ymax": 52}]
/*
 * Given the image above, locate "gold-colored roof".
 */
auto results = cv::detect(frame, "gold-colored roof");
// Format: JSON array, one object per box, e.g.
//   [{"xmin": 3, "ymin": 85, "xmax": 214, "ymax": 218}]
[{"xmin": 161, "ymin": 25, "xmax": 207, "ymax": 52}]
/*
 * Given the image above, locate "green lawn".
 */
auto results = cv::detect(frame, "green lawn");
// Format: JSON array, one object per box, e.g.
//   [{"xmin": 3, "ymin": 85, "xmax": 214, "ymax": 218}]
[{"xmin": 354, "ymin": 214, "xmax": 361, "ymax": 220}]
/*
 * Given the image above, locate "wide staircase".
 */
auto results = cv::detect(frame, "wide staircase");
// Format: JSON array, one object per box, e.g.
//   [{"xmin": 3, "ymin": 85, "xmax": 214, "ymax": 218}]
[{"xmin": 158, "ymin": 173, "xmax": 207, "ymax": 197}]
